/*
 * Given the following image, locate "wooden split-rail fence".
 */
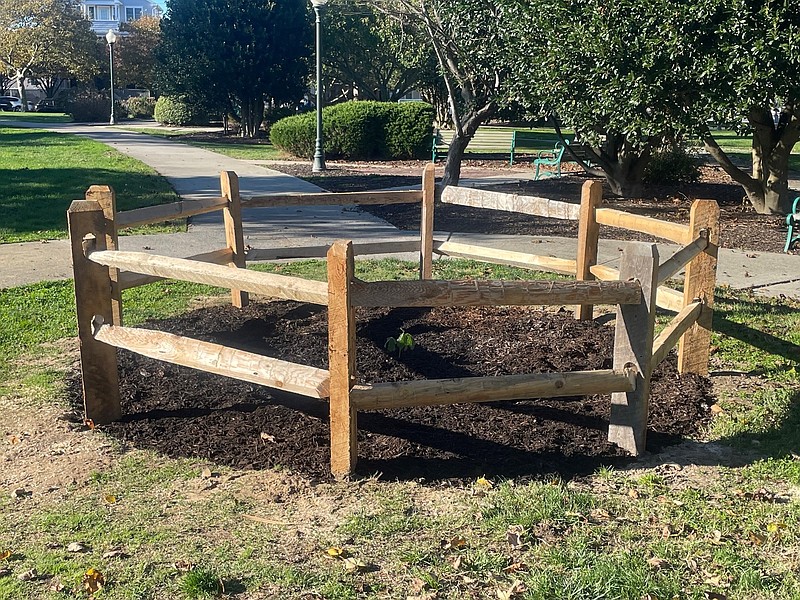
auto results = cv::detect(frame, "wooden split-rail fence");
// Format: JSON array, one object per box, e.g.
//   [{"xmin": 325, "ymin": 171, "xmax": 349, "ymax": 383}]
[{"xmin": 69, "ymin": 164, "xmax": 719, "ymax": 476}]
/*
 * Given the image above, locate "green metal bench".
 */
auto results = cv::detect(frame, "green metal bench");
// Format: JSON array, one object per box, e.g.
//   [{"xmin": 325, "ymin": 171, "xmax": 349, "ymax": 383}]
[
  {"xmin": 510, "ymin": 132, "xmax": 559, "ymax": 165},
  {"xmin": 785, "ymin": 197, "xmax": 800, "ymax": 252},
  {"xmin": 431, "ymin": 127, "xmax": 515, "ymax": 162},
  {"xmin": 533, "ymin": 142, "xmax": 566, "ymax": 180}
]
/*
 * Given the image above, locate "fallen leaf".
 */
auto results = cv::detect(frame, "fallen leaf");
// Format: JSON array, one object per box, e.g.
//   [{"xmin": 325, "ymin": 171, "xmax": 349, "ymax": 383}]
[
  {"xmin": 173, "ymin": 560, "xmax": 194, "ymax": 572},
  {"xmin": 0, "ymin": 568, "xmax": 10, "ymax": 578},
  {"xmin": 450, "ymin": 555, "xmax": 462, "ymax": 570},
  {"xmin": 506, "ymin": 525, "xmax": 525, "ymax": 548},
  {"xmin": 0, "ymin": 550, "xmax": 10, "ymax": 561},
  {"xmin": 704, "ymin": 593, "xmax": 728, "ymax": 600},
  {"xmin": 49, "ymin": 577, "xmax": 65, "ymax": 592},
  {"xmin": 749, "ymin": 532, "xmax": 767, "ymax": 546},
  {"xmin": 260, "ymin": 432, "xmax": 276, "ymax": 443},
  {"xmin": 7, "ymin": 435, "xmax": 19, "ymax": 445},
  {"xmin": 67, "ymin": 542, "xmax": 89, "ymax": 553},
  {"xmin": 647, "ymin": 557, "xmax": 670, "ymax": 570},
  {"xmin": 496, "ymin": 580, "xmax": 527, "ymax": 599},
  {"xmin": 326, "ymin": 546, "xmax": 345, "ymax": 558},
  {"xmin": 102, "ymin": 549, "xmax": 127, "ymax": 559},
  {"xmin": 82, "ymin": 568, "xmax": 105, "ymax": 594},
  {"xmin": 502, "ymin": 562, "xmax": 529, "ymax": 574},
  {"xmin": 710, "ymin": 530, "xmax": 723, "ymax": 545},
  {"xmin": 201, "ymin": 467, "xmax": 213, "ymax": 479},
  {"xmin": 710, "ymin": 404, "xmax": 725, "ymax": 415},
  {"xmin": 408, "ymin": 577, "xmax": 428, "ymax": 595},
  {"xmin": 342, "ymin": 557, "xmax": 368, "ymax": 573},
  {"xmin": 103, "ymin": 494, "xmax": 117, "ymax": 505},
  {"xmin": 83, "ymin": 419, "xmax": 95, "ymax": 430},
  {"xmin": 441, "ymin": 536, "xmax": 467, "ymax": 551},
  {"xmin": 767, "ymin": 522, "xmax": 787, "ymax": 533},
  {"xmin": 18, "ymin": 569, "xmax": 37, "ymax": 581}
]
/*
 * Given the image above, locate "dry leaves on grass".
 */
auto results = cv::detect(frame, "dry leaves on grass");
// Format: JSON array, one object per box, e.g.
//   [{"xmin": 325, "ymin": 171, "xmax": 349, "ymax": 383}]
[{"xmin": 82, "ymin": 567, "xmax": 105, "ymax": 594}]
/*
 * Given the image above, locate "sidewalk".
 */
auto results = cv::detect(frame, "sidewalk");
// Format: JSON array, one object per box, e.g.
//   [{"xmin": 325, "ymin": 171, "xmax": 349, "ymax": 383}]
[{"xmin": 1, "ymin": 121, "xmax": 799, "ymax": 299}]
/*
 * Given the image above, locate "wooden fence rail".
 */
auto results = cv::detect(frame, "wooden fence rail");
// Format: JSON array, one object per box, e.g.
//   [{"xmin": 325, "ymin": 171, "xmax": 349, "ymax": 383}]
[{"xmin": 71, "ymin": 164, "xmax": 719, "ymax": 476}]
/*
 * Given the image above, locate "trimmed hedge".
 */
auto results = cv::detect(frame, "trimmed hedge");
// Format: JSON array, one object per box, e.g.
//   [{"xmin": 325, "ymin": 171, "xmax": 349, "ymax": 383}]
[
  {"xmin": 154, "ymin": 96, "xmax": 207, "ymax": 126},
  {"xmin": 122, "ymin": 96, "xmax": 156, "ymax": 119},
  {"xmin": 270, "ymin": 101, "xmax": 434, "ymax": 160},
  {"xmin": 66, "ymin": 89, "xmax": 122, "ymax": 123},
  {"xmin": 643, "ymin": 147, "xmax": 701, "ymax": 184}
]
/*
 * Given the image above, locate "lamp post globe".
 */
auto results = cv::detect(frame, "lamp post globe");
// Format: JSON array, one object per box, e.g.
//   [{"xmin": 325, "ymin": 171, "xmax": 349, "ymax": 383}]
[
  {"xmin": 105, "ymin": 29, "xmax": 118, "ymax": 126},
  {"xmin": 311, "ymin": 0, "xmax": 328, "ymax": 172}
]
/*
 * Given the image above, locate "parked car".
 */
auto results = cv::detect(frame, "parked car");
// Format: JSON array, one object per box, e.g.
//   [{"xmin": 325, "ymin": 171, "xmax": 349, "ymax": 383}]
[
  {"xmin": 35, "ymin": 98, "xmax": 65, "ymax": 113},
  {"xmin": 0, "ymin": 96, "xmax": 23, "ymax": 111}
]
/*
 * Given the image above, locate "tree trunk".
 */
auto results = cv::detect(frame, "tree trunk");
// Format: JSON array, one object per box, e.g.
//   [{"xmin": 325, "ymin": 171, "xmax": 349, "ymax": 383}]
[
  {"xmin": 15, "ymin": 70, "xmax": 28, "ymax": 108},
  {"xmin": 442, "ymin": 133, "xmax": 470, "ymax": 187},
  {"xmin": 240, "ymin": 96, "xmax": 265, "ymax": 138},
  {"xmin": 705, "ymin": 107, "xmax": 799, "ymax": 215}
]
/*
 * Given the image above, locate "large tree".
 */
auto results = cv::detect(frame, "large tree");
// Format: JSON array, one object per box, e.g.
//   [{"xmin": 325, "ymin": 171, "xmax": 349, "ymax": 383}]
[
  {"xmin": 116, "ymin": 15, "xmax": 161, "ymax": 90},
  {"xmin": 369, "ymin": 0, "xmax": 510, "ymax": 186},
  {"xmin": 157, "ymin": 0, "xmax": 311, "ymax": 137},
  {"xmin": 323, "ymin": 3, "xmax": 434, "ymax": 103},
  {"xmin": 0, "ymin": 0, "xmax": 98, "ymax": 106}
]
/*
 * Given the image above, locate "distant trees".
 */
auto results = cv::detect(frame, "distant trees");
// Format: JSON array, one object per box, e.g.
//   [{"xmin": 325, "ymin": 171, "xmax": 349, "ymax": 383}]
[
  {"xmin": 116, "ymin": 16, "xmax": 161, "ymax": 90},
  {"xmin": 156, "ymin": 0, "xmax": 312, "ymax": 137},
  {"xmin": 0, "ymin": 0, "xmax": 98, "ymax": 105}
]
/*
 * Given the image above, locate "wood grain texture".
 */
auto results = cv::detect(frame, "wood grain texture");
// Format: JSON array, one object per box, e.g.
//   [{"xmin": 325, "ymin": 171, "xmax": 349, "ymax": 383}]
[
  {"xmin": 246, "ymin": 240, "xmax": 420, "ymax": 262},
  {"xmin": 420, "ymin": 163, "xmax": 435, "ymax": 279},
  {"xmin": 327, "ymin": 240, "xmax": 358, "ymax": 477},
  {"xmin": 351, "ymin": 278, "xmax": 642, "ymax": 308},
  {"xmin": 595, "ymin": 208, "xmax": 690, "ymax": 243},
  {"xmin": 93, "ymin": 320, "xmax": 329, "ymax": 398},
  {"xmin": 244, "ymin": 190, "xmax": 422, "ymax": 207},
  {"xmin": 574, "ymin": 180, "xmax": 603, "ymax": 320},
  {"xmin": 656, "ymin": 233, "xmax": 709, "ymax": 285},
  {"xmin": 220, "ymin": 171, "xmax": 249, "ymax": 308},
  {"xmin": 115, "ymin": 197, "xmax": 228, "ymax": 228},
  {"xmin": 433, "ymin": 240, "xmax": 577, "ymax": 275},
  {"xmin": 68, "ymin": 200, "xmax": 121, "ymax": 424},
  {"xmin": 589, "ymin": 264, "xmax": 684, "ymax": 312},
  {"xmin": 118, "ymin": 248, "xmax": 234, "ymax": 290},
  {"xmin": 677, "ymin": 200, "xmax": 719, "ymax": 375},
  {"xmin": 86, "ymin": 185, "xmax": 122, "ymax": 325},
  {"xmin": 608, "ymin": 242, "xmax": 659, "ymax": 455},
  {"xmin": 652, "ymin": 301, "xmax": 703, "ymax": 367},
  {"xmin": 441, "ymin": 186, "xmax": 581, "ymax": 221},
  {"xmin": 89, "ymin": 250, "xmax": 329, "ymax": 305},
  {"xmin": 351, "ymin": 368, "xmax": 636, "ymax": 410}
]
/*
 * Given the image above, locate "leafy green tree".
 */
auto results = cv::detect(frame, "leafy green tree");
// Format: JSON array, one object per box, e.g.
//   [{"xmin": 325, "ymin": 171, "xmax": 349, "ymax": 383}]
[
  {"xmin": 116, "ymin": 16, "xmax": 161, "ymax": 90},
  {"xmin": 370, "ymin": 0, "xmax": 511, "ymax": 186},
  {"xmin": 0, "ymin": 0, "xmax": 98, "ymax": 106},
  {"xmin": 323, "ymin": 3, "xmax": 434, "ymax": 102},
  {"xmin": 157, "ymin": 0, "xmax": 312, "ymax": 137}
]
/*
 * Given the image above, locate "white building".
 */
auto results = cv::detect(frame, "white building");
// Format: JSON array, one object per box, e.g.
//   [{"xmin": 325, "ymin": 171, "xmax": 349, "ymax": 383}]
[{"xmin": 81, "ymin": 0, "xmax": 163, "ymax": 35}]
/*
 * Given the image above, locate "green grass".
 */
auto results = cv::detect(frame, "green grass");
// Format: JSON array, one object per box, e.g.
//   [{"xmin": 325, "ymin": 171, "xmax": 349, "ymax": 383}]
[
  {"xmin": 123, "ymin": 127, "xmax": 285, "ymax": 160},
  {"xmin": 0, "ymin": 112, "xmax": 72, "ymax": 123},
  {"xmin": 0, "ymin": 127, "xmax": 181, "ymax": 243}
]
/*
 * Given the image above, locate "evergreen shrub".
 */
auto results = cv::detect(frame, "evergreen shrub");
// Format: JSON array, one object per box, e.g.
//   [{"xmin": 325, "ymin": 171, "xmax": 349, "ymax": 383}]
[
  {"xmin": 154, "ymin": 96, "xmax": 207, "ymax": 126},
  {"xmin": 644, "ymin": 147, "xmax": 701, "ymax": 184}
]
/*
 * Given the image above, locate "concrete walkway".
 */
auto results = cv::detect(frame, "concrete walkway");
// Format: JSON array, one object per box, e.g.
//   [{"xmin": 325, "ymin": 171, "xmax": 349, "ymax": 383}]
[{"xmin": 1, "ymin": 120, "xmax": 799, "ymax": 299}]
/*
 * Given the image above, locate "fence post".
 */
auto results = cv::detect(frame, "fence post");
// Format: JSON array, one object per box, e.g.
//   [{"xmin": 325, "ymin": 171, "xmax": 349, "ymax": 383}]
[
  {"xmin": 608, "ymin": 242, "xmax": 658, "ymax": 455},
  {"xmin": 575, "ymin": 180, "xmax": 602, "ymax": 320},
  {"xmin": 327, "ymin": 240, "xmax": 357, "ymax": 477},
  {"xmin": 678, "ymin": 199, "xmax": 719, "ymax": 375},
  {"xmin": 85, "ymin": 185, "xmax": 122, "ymax": 326},
  {"xmin": 220, "ymin": 171, "xmax": 249, "ymax": 308},
  {"xmin": 420, "ymin": 163, "xmax": 436, "ymax": 279},
  {"xmin": 68, "ymin": 200, "xmax": 121, "ymax": 424}
]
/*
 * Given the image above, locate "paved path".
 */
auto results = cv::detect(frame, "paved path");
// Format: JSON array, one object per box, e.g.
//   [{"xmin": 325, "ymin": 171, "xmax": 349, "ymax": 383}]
[{"xmin": 1, "ymin": 120, "xmax": 799, "ymax": 299}]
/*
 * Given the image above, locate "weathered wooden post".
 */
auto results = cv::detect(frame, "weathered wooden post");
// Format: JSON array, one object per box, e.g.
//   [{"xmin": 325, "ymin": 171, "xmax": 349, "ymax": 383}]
[
  {"xmin": 220, "ymin": 171, "xmax": 249, "ymax": 308},
  {"xmin": 678, "ymin": 199, "xmax": 719, "ymax": 375},
  {"xmin": 575, "ymin": 180, "xmax": 602, "ymax": 320},
  {"xmin": 68, "ymin": 200, "xmax": 121, "ymax": 424},
  {"xmin": 608, "ymin": 242, "xmax": 658, "ymax": 455},
  {"xmin": 327, "ymin": 240, "xmax": 357, "ymax": 476},
  {"xmin": 85, "ymin": 185, "xmax": 122, "ymax": 325},
  {"xmin": 420, "ymin": 163, "xmax": 436, "ymax": 279}
]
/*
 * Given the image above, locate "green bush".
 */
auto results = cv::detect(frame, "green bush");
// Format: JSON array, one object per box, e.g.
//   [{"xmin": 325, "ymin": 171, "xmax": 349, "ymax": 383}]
[
  {"xmin": 65, "ymin": 89, "xmax": 121, "ymax": 123},
  {"xmin": 122, "ymin": 96, "xmax": 156, "ymax": 119},
  {"xmin": 270, "ymin": 101, "xmax": 434, "ymax": 160},
  {"xmin": 644, "ymin": 147, "xmax": 701, "ymax": 184},
  {"xmin": 154, "ymin": 95, "xmax": 207, "ymax": 126}
]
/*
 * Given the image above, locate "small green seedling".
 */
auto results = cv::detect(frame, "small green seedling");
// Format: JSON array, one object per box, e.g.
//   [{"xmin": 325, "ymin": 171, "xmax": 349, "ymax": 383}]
[{"xmin": 385, "ymin": 330, "xmax": 415, "ymax": 356}]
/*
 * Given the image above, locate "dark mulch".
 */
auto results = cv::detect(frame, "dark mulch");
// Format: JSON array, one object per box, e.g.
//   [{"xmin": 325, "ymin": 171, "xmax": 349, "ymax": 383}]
[
  {"xmin": 68, "ymin": 301, "xmax": 714, "ymax": 482},
  {"xmin": 266, "ymin": 159, "xmax": 792, "ymax": 254}
]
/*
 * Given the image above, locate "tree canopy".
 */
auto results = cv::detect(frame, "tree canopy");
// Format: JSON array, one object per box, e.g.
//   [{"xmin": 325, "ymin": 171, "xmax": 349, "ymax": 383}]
[
  {"xmin": 117, "ymin": 15, "xmax": 161, "ymax": 90},
  {"xmin": 157, "ymin": 0, "xmax": 312, "ymax": 137}
]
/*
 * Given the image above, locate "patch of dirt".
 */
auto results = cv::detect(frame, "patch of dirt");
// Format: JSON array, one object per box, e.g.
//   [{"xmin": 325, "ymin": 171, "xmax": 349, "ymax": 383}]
[
  {"xmin": 264, "ymin": 159, "xmax": 792, "ymax": 254},
  {"xmin": 66, "ymin": 301, "xmax": 716, "ymax": 482}
]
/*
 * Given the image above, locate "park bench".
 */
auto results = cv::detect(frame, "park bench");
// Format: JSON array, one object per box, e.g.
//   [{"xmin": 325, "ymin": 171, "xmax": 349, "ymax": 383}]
[
  {"xmin": 431, "ymin": 127, "xmax": 514, "ymax": 161},
  {"xmin": 510, "ymin": 131, "xmax": 560, "ymax": 165},
  {"xmin": 533, "ymin": 142, "xmax": 566, "ymax": 180},
  {"xmin": 785, "ymin": 197, "xmax": 800, "ymax": 252}
]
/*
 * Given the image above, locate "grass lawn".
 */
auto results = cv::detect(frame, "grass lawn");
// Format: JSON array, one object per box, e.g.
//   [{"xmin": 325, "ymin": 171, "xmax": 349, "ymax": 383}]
[
  {"xmin": 123, "ymin": 127, "xmax": 286, "ymax": 160},
  {"xmin": 0, "ymin": 256, "xmax": 798, "ymax": 599},
  {"xmin": 0, "ymin": 112, "xmax": 72, "ymax": 123},
  {"xmin": 0, "ymin": 127, "xmax": 181, "ymax": 244}
]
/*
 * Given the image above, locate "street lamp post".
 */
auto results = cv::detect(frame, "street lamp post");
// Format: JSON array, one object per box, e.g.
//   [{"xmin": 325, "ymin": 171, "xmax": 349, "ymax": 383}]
[
  {"xmin": 311, "ymin": 0, "xmax": 327, "ymax": 172},
  {"xmin": 105, "ymin": 29, "xmax": 117, "ymax": 125}
]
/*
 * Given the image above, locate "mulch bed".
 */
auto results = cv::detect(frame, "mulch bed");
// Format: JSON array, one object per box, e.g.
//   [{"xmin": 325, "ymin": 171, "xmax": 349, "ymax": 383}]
[{"xmin": 69, "ymin": 301, "xmax": 715, "ymax": 482}]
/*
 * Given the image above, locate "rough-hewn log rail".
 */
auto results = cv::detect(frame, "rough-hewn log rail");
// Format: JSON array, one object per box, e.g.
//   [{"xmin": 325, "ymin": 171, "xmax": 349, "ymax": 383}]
[
  {"xmin": 595, "ymin": 208, "xmax": 690, "ymax": 244},
  {"xmin": 244, "ymin": 190, "xmax": 422, "ymax": 208},
  {"xmin": 657, "ymin": 233, "xmax": 709, "ymax": 285},
  {"xmin": 246, "ymin": 240, "xmax": 420, "ymax": 262},
  {"xmin": 350, "ymin": 368, "xmax": 637, "ymax": 410},
  {"xmin": 118, "ymin": 248, "xmax": 234, "ymax": 290},
  {"xmin": 88, "ymin": 250, "xmax": 328, "ymax": 305},
  {"xmin": 115, "ymin": 197, "xmax": 229, "ymax": 228},
  {"xmin": 92, "ymin": 318, "xmax": 330, "ymax": 398},
  {"xmin": 589, "ymin": 264, "xmax": 684, "ymax": 312},
  {"xmin": 651, "ymin": 301, "xmax": 703, "ymax": 367},
  {"xmin": 350, "ymin": 278, "xmax": 642, "ymax": 308},
  {"xmin": 433, "ymin": 240, "xmax": 578, "ymax": 275},
  {"xmin": 441, "ymin": 186, "xmax": 581, "ymax": 221}
]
